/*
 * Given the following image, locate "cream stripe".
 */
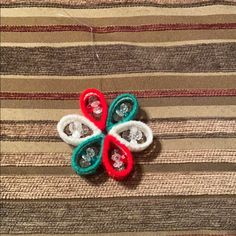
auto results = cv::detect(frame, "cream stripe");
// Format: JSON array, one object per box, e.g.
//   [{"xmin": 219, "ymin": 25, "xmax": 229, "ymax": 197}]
[
  {"xmin": 2, "ymin": 139, "xmax": 236, "ymax": 153},
  {"xmin": 1, "ymin": 172, "xmax": 235, "ymax": 199},
  {"xmin": 2, "ymin": 72, "xmax": 236, "ymax": 80},
  {"xmin": 2, "ymin": 106, "xmax": 236, "ymax": 120},
  {"xmin": 2, "ymin": 40, "xmax": 236, "ymax": 47},
  {"xmin": 2, "ymin": 6, "xmax": 236, "ymax": 17}
]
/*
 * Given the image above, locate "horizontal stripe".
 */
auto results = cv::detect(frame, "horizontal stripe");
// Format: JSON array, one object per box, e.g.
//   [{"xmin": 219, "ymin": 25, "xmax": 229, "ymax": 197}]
[
  {"xmin": 1, "ymin": 197, "xmax": 236, "ymax": 234},
  {"xmin": 3, "ymin": 162, "xmax": 236, "ymax": 175},
  {"xmin": 3, "ymin": 30, "xmax": 236, "ymax": 43},
  {"xmin": 2, "ymin": 15, "xmax": 236, "ymax": 26},
  {"xmin": 1, "ymin": 0, "xmax": 236, "ymax": 8},
  {"xmin": 2, "ymin": 72, "xmax": 236, "ymax": 80},
  {"xmin": 2, "ymin": 118, "xmax": 236, "ymax": 142},
  {"xmin": 2, "ymin": 97, "xmax": 236, "ymax": 109},
  {"xmin": 2, "ymin": 74, "xmax": 236, "ymax": 94},
  {"xmin": 2, "ymin": 44, "xmax": 236, "ymax": 75},
  {"xmin": 1, "ymin": 149, "xmax": 236, "ymax": 167},
  {"xmin": 2, "ymin": 138, "xmax": 236, "ymax": 153},
  {"xmin": 1, "ymin": 89, "xmax": 236, "ymax": 101},
  {"xmin": 2, "ymin": 106, "xmax": 236, "ymax": 120},
  {"xmin": 1, "ymin": 172, "xmax": 235, "ymax": 199},
  {"xmin": 2, "ymin": 6, "xmax": 236, "ymax": 18},
  {"xmin": 2, "ymin": 231, "xmax": 235, "ymax": 236},
  {"xmin": 2, "ymin": 23, "xmax": 236, "ymax": 33},
  {"xmin": 1, "ymin": 233, "xmax": 235, "ymax": 236},
  {"xmin": 3, "ymin": 40, "xmax": 236, "ymax": 47}
]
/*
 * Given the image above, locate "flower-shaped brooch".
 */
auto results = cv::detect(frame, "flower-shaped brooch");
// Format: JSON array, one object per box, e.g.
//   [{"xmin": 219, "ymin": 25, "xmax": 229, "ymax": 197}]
[{"xmin": 57, "ymin": 88, "xmax": 153, "ymax": 181}]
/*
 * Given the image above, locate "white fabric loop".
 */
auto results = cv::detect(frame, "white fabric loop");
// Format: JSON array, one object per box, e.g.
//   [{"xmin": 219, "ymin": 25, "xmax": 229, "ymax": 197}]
[
  {"xmin": 109, "ymin": 121, "xmax": 153, "ymax": 152},
  {"xmin": 57, "ymin": 114, "xmax": 101, "ymax": 146}
]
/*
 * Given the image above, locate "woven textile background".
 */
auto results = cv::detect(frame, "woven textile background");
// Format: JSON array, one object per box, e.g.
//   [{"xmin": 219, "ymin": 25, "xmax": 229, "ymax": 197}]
[{"xmin": 1, "ymin": 1, "xmax": 236, "ymax": 235}]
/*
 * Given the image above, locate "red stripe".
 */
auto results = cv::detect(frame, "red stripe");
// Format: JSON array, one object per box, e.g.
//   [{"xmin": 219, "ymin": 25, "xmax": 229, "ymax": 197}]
[
  {"xmin": 1, "ymin": 89, "xmax": 236, "ymax": 100},
  {"xmin": 1, "ymin": 23, "xmax": 236, "ymax": 33}
]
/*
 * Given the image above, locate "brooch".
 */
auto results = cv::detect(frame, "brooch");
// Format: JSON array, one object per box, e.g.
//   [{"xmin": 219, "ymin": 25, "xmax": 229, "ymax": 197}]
[{"xmin": 57, "ymin": 88, "xmax": 153, "ymax": 181}]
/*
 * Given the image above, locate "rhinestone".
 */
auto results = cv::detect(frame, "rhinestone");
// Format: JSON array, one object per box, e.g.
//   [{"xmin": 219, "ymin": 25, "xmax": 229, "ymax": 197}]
[
  {"xmin": 129, "ymin": 127, "xmax": 143, "ymax": 141},
  {"xmin": 86, "ymin": 147, "xmax": 96, "ymax": 158},
  {"xmin": 68, "ymin": 121, "xmax": 82, "ymax": 138},
  {"xmin": 111, "ymin": 149, "xmax": 125, "ymax": 171},
  {"xmin": 116, "ymin": 103, "xmax": 129, "ymax": 117},
  {"xmin": 93, "ymin": 106, "xmax": 103, "ymax": 115},
  {"xmin": 79, "ymin": 158, "xmax": 91, "ymax": 168},
  {"xmin": 90, "ymin": 100, "xmax": 100, "ymax": 108}
]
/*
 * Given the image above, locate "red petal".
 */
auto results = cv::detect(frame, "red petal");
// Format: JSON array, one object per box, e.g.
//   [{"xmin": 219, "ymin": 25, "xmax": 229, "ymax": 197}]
[
  {"xmin": 80, "ymin": 88, "xmax": 108, "ymax": 131},
  {"xmin": 102, "ymin": 135, "xmax": 134, "ymax": 181}
]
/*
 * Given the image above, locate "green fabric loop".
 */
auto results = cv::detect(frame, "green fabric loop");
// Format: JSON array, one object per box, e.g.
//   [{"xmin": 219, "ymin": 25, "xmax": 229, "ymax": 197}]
[
  {"xmin": 71, "ymin": 134, "xmax": 105, "ymax": 175},
  {"xmin": 106, "ymin": 93, "xmax": 138, "ymax": 131}
]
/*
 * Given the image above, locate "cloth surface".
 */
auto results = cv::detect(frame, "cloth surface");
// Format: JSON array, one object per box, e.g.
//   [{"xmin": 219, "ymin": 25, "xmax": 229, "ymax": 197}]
[{"xmin": 1, "ymin": 1, "xmax": 236, "ymax": 235}]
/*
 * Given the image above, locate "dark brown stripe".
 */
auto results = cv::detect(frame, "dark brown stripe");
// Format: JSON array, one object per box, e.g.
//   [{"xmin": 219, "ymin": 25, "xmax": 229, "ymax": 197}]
[
  {"xmin": 1, "ymin": 43, "xmax": 236, "ymax": 75},
  {"xmin": 2, "ymin": 97, "xmax": 236, "ymax": 109},
  {"xmin": 1, "ymin": 89, "xmax": 236, "ymax": 100},
  {"xmin": 1, "ymin": 196, "xmax": 236, "ymax": 234},
  {"xmin": 1, "ymin": 0, "xmax": 236, "ymax": 9},
  {"xmin": 2, "ymin": 23, "xmax": 236, "ymax": 33},
  {"xmin": 2, "ymin": 163, "xmax": 236, "ymax": 175}
]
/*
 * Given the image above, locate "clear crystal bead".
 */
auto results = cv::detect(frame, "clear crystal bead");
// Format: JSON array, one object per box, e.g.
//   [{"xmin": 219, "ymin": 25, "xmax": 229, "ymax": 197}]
[
  {"xmin": 93, "ymin": 106, "xmax": 103, "ymax": 115},
  {"xmin": 86, "ymin": 147, "xmax": 96, "ymax": 158},
  {"xmin": 116, "ymin": 103, "xmax": 129, "ymax": 117},
  {"xmin": 68, "ymin": 121, "xmax": 82, "ymax": 138},
  {"xmin": 129, "ymin": 127, "xmax": 143, "ymax": 140},
  {"xmin": 79, "ymin": 158, "xmax": 91, "ymax": 168},
  {"xmin": 111, "ymin": 149, "xmax": 125, "ymax": 171}
]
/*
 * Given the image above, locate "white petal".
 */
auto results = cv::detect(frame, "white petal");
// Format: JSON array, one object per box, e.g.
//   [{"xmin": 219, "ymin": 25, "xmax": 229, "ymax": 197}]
[
  {"xmin": 57, "ymin": 114, "xmax": 101, "ymax": 146},
  {"xmin": 109, "ymin": 121, "xmax": 153, "ymax": 152}
]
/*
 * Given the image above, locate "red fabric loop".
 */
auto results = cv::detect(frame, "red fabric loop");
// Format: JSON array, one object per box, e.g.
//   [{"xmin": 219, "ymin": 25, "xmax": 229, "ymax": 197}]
[
  {"xmin": 80, "ymin": 88, "xmax": 108, "ymax": 131},
  {"xmin": 102, "ymin": 135, "xmax": 134, "ymax": 181}
]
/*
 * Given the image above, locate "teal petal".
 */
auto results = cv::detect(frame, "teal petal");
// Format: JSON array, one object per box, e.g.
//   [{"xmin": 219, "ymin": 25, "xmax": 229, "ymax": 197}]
[
  {"xmin": 71, "ymin": 134, "xmax": 105, "ymax": 175},
  {"xmin": 106, "ymin": 93, "xmax": 138, "ymax": 131}
]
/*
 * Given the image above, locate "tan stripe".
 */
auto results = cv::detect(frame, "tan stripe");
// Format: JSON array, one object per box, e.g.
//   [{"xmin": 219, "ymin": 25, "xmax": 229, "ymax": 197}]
[
  {"xmin": 1, "ymin": 149, "xmax": 236, "ymax": 167},
  {"xmin": 2, "ymin": 106, "xmax": 236, "ymax": 120},
  {"xmin": 1, "ymin": 172, "xmax": 235, "ymax": 199},
  {"xmin": 2, "ymin": 74, "xmax": 236, "ymax": 93},
  {"xmin": 2, "ymin": 14, "xmax": 236, "ymax": 26},
  {"xmin": 2, "ymin": 30, "xmax": 236, "ymax": 43},
  {"xmin": 2, "ymin": 119, "xmax": 235, "ymax": 140},
  {"xmin": 2, "ymin": 138, "xmax": 236, "ymax": 153},
  {"xmin": 2, "ymin": 97, "xmax": 236, "ymax": 109},
  {"xmin": 2, "ymin": 6, "xmax": 236, "ymax": 18}
]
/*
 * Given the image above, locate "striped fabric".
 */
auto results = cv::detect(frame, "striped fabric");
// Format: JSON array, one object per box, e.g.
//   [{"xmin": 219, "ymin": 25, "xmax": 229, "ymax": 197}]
[{"xmin": 1, "ymin": 1, "xmax": 236, "ymax": 235}]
